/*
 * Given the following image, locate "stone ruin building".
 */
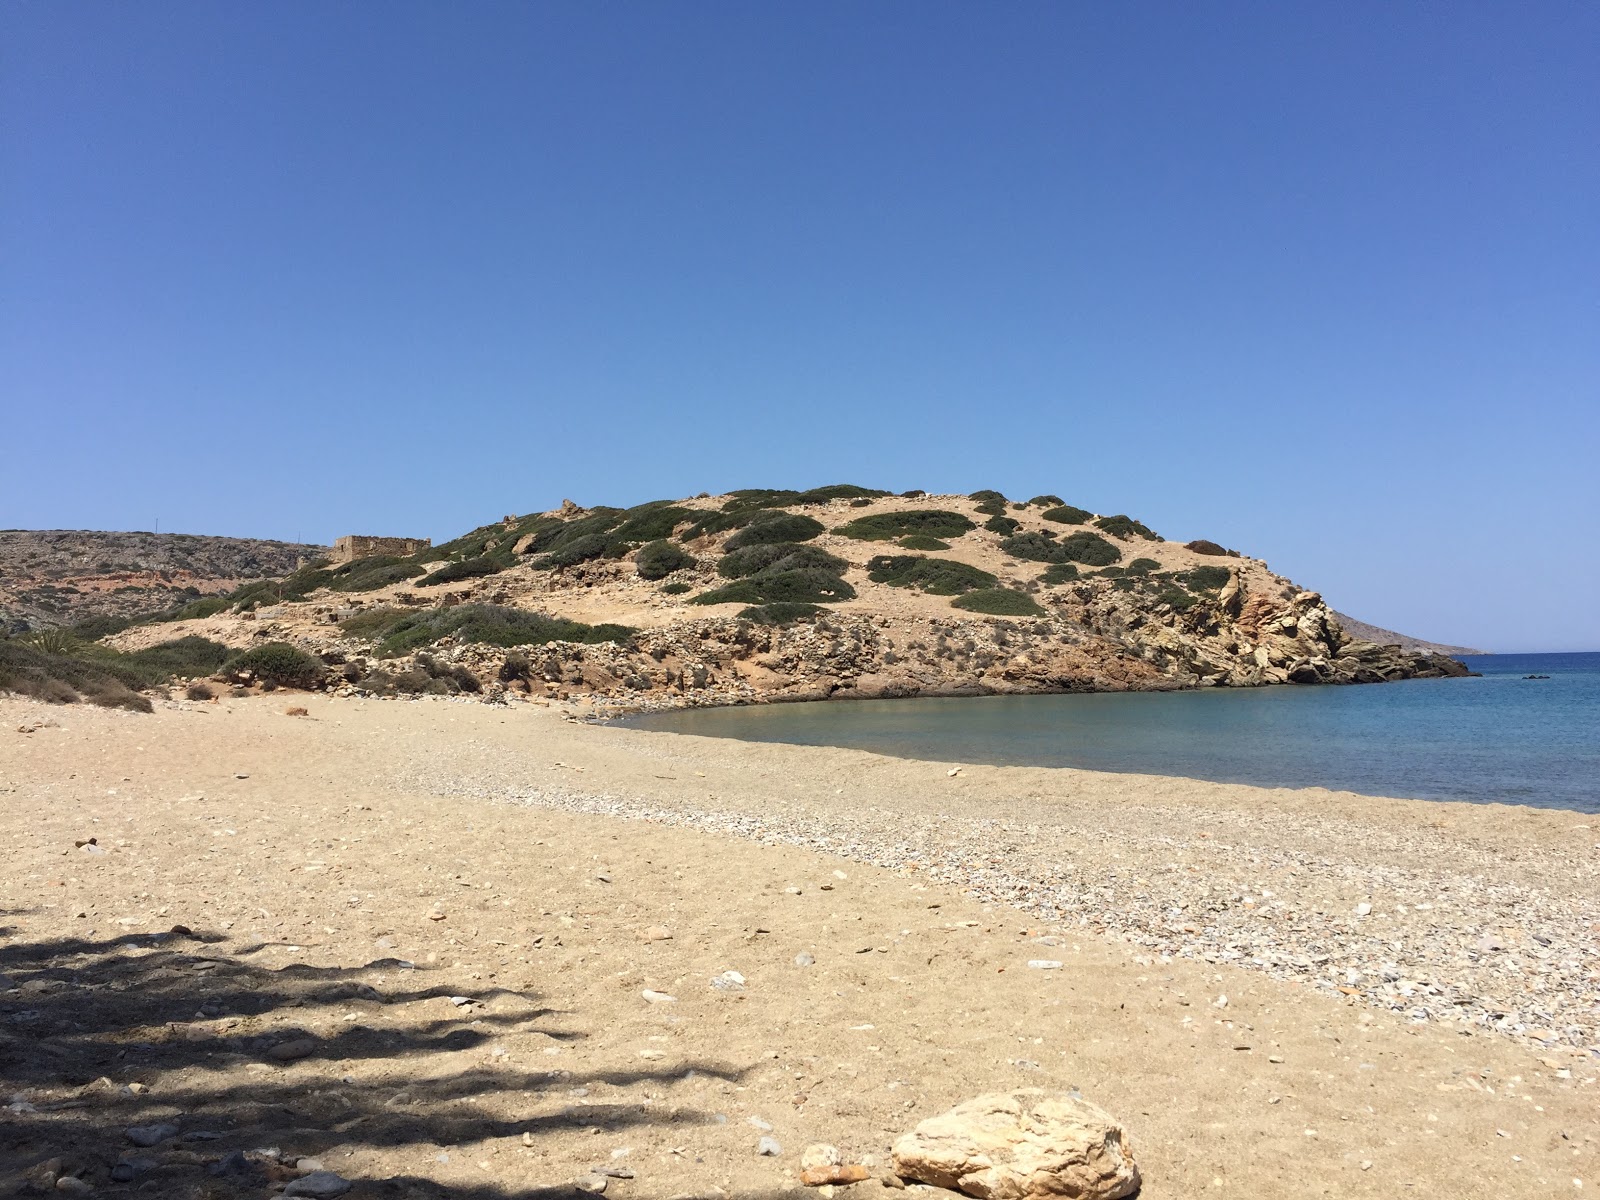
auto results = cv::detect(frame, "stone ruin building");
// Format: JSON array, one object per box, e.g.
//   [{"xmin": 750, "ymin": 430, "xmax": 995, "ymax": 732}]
[{"xmin": 330, "ymin": 534, "xmax": 432, "ymax": 564}]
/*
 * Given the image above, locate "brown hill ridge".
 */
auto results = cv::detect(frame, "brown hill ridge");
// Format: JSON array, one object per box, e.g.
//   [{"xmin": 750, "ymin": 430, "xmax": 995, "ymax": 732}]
[
  {"xmin": 92, "ymin": 486, "xmax": 1472, "ymax": 711},
  {"xmin": 0, "ymin": 529, "xmax": 326, "ymax": 633}
]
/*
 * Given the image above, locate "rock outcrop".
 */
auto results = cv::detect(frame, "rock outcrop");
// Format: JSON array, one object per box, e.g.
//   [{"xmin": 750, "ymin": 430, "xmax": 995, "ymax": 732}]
[{"xmin": 892, "ymin": 1089, "xmax": 1140, "ymax": 1200}]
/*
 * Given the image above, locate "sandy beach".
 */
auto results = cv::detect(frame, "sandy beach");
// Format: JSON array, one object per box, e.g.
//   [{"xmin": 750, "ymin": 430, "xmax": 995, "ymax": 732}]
[{"xmin": 2, "ymin": 692, "xmax": 1596, "ymax": 1199}]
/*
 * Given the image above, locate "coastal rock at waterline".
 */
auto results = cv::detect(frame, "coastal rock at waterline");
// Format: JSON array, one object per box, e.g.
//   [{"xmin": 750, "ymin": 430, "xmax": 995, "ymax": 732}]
[{"xmin": 892, "ymin": 1089, "xmax": 1140, "ymax": 1200}]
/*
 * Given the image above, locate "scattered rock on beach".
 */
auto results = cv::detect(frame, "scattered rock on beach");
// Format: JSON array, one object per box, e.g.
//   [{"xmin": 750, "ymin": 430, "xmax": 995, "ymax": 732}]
[
  {"xmin": 267, "ymin": 1037, "xmax": 318, "ymax": 1062},
  {"xmin": 283, "ymin": 1171, "xmax": 354, "ymax": 1198},
  {"xmin": 892, "ymin": 1089, "xmax": 1140, "ymax": 1200},
  {"xmin": 125, "ymin": 1122, "xmax": 179, "ymax": 1147}
]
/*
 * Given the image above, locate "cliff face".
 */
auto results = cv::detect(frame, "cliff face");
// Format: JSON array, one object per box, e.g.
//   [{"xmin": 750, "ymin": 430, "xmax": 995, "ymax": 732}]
[
  {"xmin": 85, "ymin": 489, "xmax": 1469, "ymax": 710},
  {"xmin": 0, "ymin": 530, "xmax": 327, "ymax": 633}
]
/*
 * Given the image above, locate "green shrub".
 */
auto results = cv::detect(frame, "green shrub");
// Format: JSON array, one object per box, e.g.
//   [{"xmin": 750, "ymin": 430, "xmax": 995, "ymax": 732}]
[
  {"xmin": 866, "ymin": 555, "xmax": 997, "ymax": 596},
  {"xmin": 984, "ymin": 515, "xmax": 1021, "ymax": 536},
  {"xmin": 900, "ymin": 489, "xmax": 926, "ymax": 498},
  {"xmin": 951, "ymin": 588, "xmax": 1045, "ymax": 616},
  {"xmin": 186, "ymin": 681, "xmax": 215, "ymax": 701},
  {"xmin": 1028, "ymin": 494, "xmax": 1064, "ymax": 508},
  {"xmin": 1155, "ymin": 587, "xmax": 1198, "ymax": 611},
  {"xmin": 661, "ymin": 581, "xmax": 692, "ymax": 595},
  {"xmin": 0, "ymin": 639, "xmax": 142, "ymax": 707},
  {"xmin": 338, "ymin": 607, "xmax": 409, "ymax": 640},
  {"xmin": 1185, "ymin": 539, "xmax": 1236, "ymax": 557},
  {"xmin": 1127, "ymin": 557, "xmax": 1160, "ymax": 576},
  {"xmin": 419, "ymin": 556, "xmax": 505, "ymax": 586},
  {"xmin": 1000, "ymin": 531, "xmax": 1121, "ymax": 566},
  {"xmin": 369, "ymin": 604, "xmax": 634, "ymax": 658},
  {"xmin": 329, "ymin": 555, "xmax": 425, "ymax": 593},
  {"xmin": 607, "ymin": 503, "xmax": 694, "ymax": 545},
  {"xmin": 1181, "ymin": 565, "xmax": 1233, "ymax": 591},
  {"xmin": 898, "ymin": 534, "xmax": 950, "ymax": 551},
  {"xmin": 1041, "ymin": 505, "xmax": 1092, "ymax": 525},
  {"xmin": 223, "ymin": 642, "xmax": 325, "ymax": 688},
  {"xmin": 635, "ymin": 540, "xmax": 696, "ymax": 580},
  {"xmin": 968, "ymin": 489, "xmax": 1007, "ymax": 504},
  {"xmin": 531, "ymin": 534, "xmax": 611, "ymax": 570},
  {"xmin": 723, "ymin": 512, "xmax": 826, "ymax": 550},
  {"xmin": 834, "ymin": 510, "xmax": 976, "ymax": 542},
  {"xmin": 738, "ymin": 602, "xmax": 824, "ymax": 625},
  {"xmin": 691, "ymin": 569, "xmax": 857, "ymax": 607},
  {"xmin": 162, "ymin": 596, "xmax": 234, "ymax": 622},
  {"xmin": 678, "ymin": 508, "xmax": 752, "ymax": 541},
  {"xmin": 793, "ymin": 484, "xmax": 889, "ymax": 504},
  {"xmin": 717, "ymin": 543, "xmax": 846, "ymax": 579},
  {"xmin": 1041, "ymin": 563, "xmax": 1079, "ymax": 584},
  {"xmin": 1095, "ymin": 514, "xmax": 1159, "ymax": 541},
  {"xmin": 66, "ymin": 614, "xmax": 138, "ymax": 641},
  {"xmin": 119, "ymin": 636, "xmax": 233, "ymax": 684}
]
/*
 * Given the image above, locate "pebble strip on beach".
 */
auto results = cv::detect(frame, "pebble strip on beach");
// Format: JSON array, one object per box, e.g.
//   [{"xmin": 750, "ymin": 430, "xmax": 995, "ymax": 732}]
[{"xmin": 409, "ymin": 764, "xmax": 1600, "ymax": 1065}]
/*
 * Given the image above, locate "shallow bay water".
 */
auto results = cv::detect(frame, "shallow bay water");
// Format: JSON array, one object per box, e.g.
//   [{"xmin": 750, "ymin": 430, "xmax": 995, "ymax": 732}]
[{"xmin": 626, "ymin": 652, "xmax": 1600, "ymax": 812}]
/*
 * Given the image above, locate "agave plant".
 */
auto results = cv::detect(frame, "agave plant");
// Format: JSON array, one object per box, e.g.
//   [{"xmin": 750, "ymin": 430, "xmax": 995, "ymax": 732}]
[{"xmin": 22, "ymin": 627, "xmax": 79, "ymax": 656}]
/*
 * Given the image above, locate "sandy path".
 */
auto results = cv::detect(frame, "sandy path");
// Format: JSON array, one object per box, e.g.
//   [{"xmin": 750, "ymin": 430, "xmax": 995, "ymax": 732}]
[{"xmin": 1, "ymin": 693, "xmax": 1596, "ymax": 1199}]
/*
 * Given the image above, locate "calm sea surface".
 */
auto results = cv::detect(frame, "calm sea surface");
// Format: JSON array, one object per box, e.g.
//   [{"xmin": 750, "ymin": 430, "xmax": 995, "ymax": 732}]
[{"xmin": 624, "ymin": 652, "xmax": 1600, "ymax": 813}]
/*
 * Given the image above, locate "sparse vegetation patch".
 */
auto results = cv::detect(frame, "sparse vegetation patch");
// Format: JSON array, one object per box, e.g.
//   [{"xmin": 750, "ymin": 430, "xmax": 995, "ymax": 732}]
[
  {"xmin": 1095, "ymin": 514, "xmax": 1159, "ymax": 541},
  {"xmin": 1000, "ymin": 530, "xmax": 1121, "ymax": 567},
  {"xmin": 834, "ymin": 510, "xmax": 975, "ymax": 542},
  {"xmin": 691, "ymin": 569, "xmax": 856, "ymax": 607},
  {"xmin": 723, "ymin": 512, "xmax": 826, "ymax": 550},
  {"xmin": 634, "ymin": 540, "xmax": 695, "ymax": 580},
  {"xmin": 950, "ymin": 588, "xmax": 1046, "ymax": 616},
  {"xmin": 717, "ymin": 543, "xmax": 846, "ymax": 580},
  {"xmin": 1041, "ymin": 505, "xmax": 1093, "ymax": 526},
  {"xmin": 866, "ymin": 555, "xmax": 997, "ymax": 596}
]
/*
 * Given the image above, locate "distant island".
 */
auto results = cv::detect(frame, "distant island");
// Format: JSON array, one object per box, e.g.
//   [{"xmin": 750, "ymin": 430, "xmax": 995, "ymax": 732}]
[{"xmin": 0, "ymin": 487, "xmax": 1473, "ymax": 711}]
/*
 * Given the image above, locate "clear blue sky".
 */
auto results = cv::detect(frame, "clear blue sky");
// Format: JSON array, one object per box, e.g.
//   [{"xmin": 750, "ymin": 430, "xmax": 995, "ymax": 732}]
[{"xmin": 3, "ymin": 3, "xmax": 1595, "ymax": 651}]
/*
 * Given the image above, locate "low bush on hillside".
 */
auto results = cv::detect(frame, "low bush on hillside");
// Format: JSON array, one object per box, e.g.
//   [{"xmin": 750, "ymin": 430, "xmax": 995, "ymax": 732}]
[
  {"xmin": 635, "ymin": 539, "xmax": 695, "ymax": 580},
  {"xmin": 223, "ymin": 642, "xmax": 324, "ymax": 688},
  {"xmin": 1155, "ymin": 587, "xmax": 1198, "ymax": 611},
  {"xmin": 1000, "ymin": 531, "xmax": 1121, "ymax": 566},
  {"xmin": 1041, "ymin": 504, "xmax": 1093, "ymax": 525},
  {"xmin": 722, "ymin": 511, "xmax": 827, "ymax": 550},
  {"xmin": 607, "ymin": 503, "xmax": 694, "ymax": 545},
  {"xmin": 793, "ymin": 484, "xmax": 889, "ymax": 504},
  {"xmin": 337, "ymin": 607, "xmax": 409, "ymax": 640},
  {"xmin": 363, "ymin": 604, "xmax": 635, "ymax": 658},
  {"xmin": 897, "ymin": 534, "xmax": 950, "ymax": 551},
  {"xmin": 950, "ymin": 588, "xmax": 1045, "ymax": 617},
  {"xmin": 1095, "ymin": 514, "xmax": 1159, "ymax": 541},
  {"xmin": 1181, "ymin": 565, "xmax": 1233, "ymax": 591},
  {"xmin": 1041, "ymin": 563, "xmax": 1080, "ymax": 584},
  {"xmin": 1185, "ymin": 539, "xmax": 1239, "ymax": 557},
  {"xmin": 900, "ymin": 489, "xmax": 926, "ymax": 498},
  {"xmin": 0, "ymin": 638, "xmax": 151, "ymax": 710},
  {"xmin": 1127, "ymin": 557, "xmax": 1160, "ymax": 576},
  {"xmin": 161, "ymin": 596, "xmax": 235, "ymax": 622},
  {"xmin": 834, "ymin": 510, "xmax": 976, "ymax": 542},
  {"xmin": 984, "ymin": 515, "xmax": 1021, "ymax": 535},
  {"xmin": 66, "ymin": 614, "xmax": 138, "ymax": 641},
  {"xmin": 968, "ymin": 489, "xmax": 1007, "ymax": 504},
  {"xmin": 866, "ymin": 555, "xmax": 997, "ymax": 596},
  {"xmin": 117, "ymin": 636, "xmax": 233, "ymax": 685},
  {"xmin": 738, "ymin": 602, "xmax": 824, "ymax": 625},
  {"xmin": 718, "ymin": 543, "xmax": 847, "ymax": 579},
  {"xmin": 661, "ymin": 581, "xmax": 692, "ymax": 595},
  {"xmin": 329, "ymin": 555, "xmax": 426, "ymax": 593},
  {"xmin": 1028, "ymin": 494, "xmax": 1064, "ymax": 508},
  {"xmin": 691, "ymin": 569, "xmax": 856, "ymax": 607},
  {"xmin": 419, "ymin": 556, "xmax": 505, "ymax": 587}
]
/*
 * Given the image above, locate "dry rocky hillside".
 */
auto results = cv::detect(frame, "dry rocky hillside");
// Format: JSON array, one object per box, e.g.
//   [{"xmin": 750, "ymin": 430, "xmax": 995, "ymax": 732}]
[
  {"xmin": 93, "ymin": 486, "xmax": 1471, "ymax": 710},
  {"xmin": 1327, "ymin": 610, "xmax": 1485, "ymax": 657},
  {"xmin": 0, "ymin": 530, "xmax": 326, "ymax": 634}
]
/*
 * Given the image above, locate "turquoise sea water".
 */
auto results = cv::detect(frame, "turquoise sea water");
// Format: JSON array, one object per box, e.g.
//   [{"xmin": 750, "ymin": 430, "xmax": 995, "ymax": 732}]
[{"xmin": 625, "ymin": 653, "xmax": 1600, "ymax": 813}]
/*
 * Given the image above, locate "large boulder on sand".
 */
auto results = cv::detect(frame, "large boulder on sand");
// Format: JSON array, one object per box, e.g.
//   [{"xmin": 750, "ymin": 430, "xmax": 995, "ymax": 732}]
[{"xmin": 891, "ymin": 1089, "xmax": 1140, "ymax": 1200}]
